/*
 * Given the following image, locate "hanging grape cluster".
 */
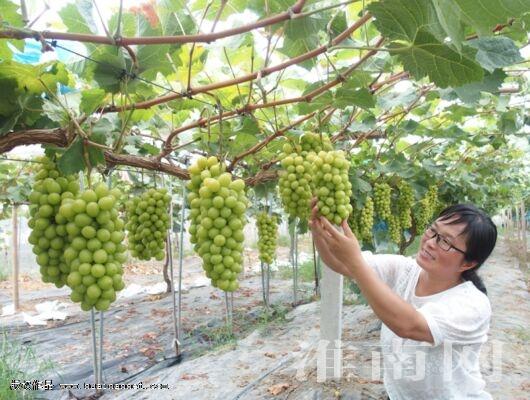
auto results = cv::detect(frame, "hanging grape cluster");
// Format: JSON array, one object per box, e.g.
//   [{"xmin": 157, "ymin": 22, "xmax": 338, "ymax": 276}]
[
  {"xmin": 360, "ymin": 196, "xmax": 374, "ymax": 241},
  {"xmin": 397, "ymin": 181, "xmax": 414, "ymax": 229},
  {"xmin": 299, "ymin": 132, "xmax": 333, "ymax": 155},
  {"xmin": 278, "ymin": 133, "xmax": 333, "ymax": 220},
  {"xmin": 60, "ymin": 183, "xmax": 127, "ymax": 311},
  {"xmin": 388, "ymin": 214, "xmax": 402, "ymax": 244},
  {"xmin": 256, "ymin": 212, "xmax": 278, "ymax": 264},
  {"xmin": 125, "ymin": 188, "xmax": 171, "ymax": 261},
  {"xmin": 414, "ymin": 185, "xmax": 439, "ymax": 231},
  {"xmin": 374, "ymin": 182, "xmax": 392, "ymax": 221},
  {"xmin": 278, "ymin": 144, "xmax": 313, "ymax": 220},
  {"xmin": 187, "ymin": 156, "xmax": 248, "ymax": 292},
  {"xmin": 311, "ymin": 150, "xmax": 353, "ymax": 225},
  {"xmin": 427, "ymin": 185, "xmax": 439, "ymax": 214},
  {"xmin": 28, "ymin": 156, "xmax": 79, "ymax": 288},
  {"xmin": 348, "ymin": 208, "xmax": 361, "ymax": 239}
]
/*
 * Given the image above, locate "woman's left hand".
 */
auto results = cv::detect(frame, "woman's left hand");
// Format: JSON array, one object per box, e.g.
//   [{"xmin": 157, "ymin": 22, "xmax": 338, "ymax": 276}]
[{"xmin": 309, "ymin": 198, "xmax": 364, "ymax": 279}]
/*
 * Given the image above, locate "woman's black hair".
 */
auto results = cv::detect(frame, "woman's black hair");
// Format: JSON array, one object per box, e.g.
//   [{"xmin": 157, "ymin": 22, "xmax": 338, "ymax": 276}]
[{"xmin": 436, "ymin": 204, "xmax": 497, "ymax": 295}]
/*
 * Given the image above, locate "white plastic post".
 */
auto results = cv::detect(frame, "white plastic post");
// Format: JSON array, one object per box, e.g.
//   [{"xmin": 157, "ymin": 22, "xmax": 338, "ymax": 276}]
[{"xmin": 318, "ymin": 225, "xmax": 343, "ymax": 381}]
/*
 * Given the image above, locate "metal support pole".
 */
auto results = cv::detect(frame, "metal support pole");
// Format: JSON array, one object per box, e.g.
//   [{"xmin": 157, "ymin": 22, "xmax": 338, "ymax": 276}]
[
  {"xmin": 90, "ymin": 309, "xmax": 99, "ymax": 386},
  {"xmin": 95, "ymin": 173, "xmax": 115, "ymax": 384},
  {"xmin": 98, "ymin": 312, "xmax": 104, "ymax": 384},
  {"xmin": 260, "ymin": 261, "xmax": 268, "ymax": 307},
  {"xmin": 230, "ymin": 291, "xmax": 234, "ymax": 321},
  {"xmin": 80, "ymin": 173, "xmax": 99, "ymax": 390},
  {"xmin": 167, "ymin": 178, "xmax": 180, "ymax": 355},
  {"xmin": 178, "ymin": 181, "xmax": 186, "ymax": 342},
  {"xmin": 266, "ymin": 193, "xmax": 272, "ymax": 307},
  {"xmin": 224, "ymin": 291, "xmax": 233, "ymax": 330},
  {"xmin": 293, "ymin": 220, "xmax": 298, "ymax": 304},
  {"xmin": 12, "ymin": 204, "xmax": 19, "ymax": 312},
  {"xmin": 519, "ymin": 203, "xmax": 528, "ymax": 267}
]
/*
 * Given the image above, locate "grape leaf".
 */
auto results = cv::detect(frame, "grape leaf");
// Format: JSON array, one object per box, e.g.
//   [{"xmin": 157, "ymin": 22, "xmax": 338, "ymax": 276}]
[
  {"xmin": 368, "ymin": 0, "xmax": 457, "ymax": 46},
  {"xmin": 391, "ymin": 29, "xmax": 483, "ymax": 88},
  {"xmin": 431, "ymin": 0, "xmax": 466, "ymax": 50},
  {"xmin": 0, "ymin": 108, "xmax": 22, "ymax": 135},
  {"xmin": 0, "ymin": 0, "xmax": 24, "ymax": 27},
  {"xmin": 297, "ymin": 92, "xmax": 333, "ymax": 114},
  {"xmin": 136, "ymin": 14, "xmax": 172, "ymax": 78},
  {"xmin": 58, "ymin": 0, "xmax": 97, "ymax": 34},
  {"xmin": 108, "ymin": 12, "xmax": 137, "ymax": 37},
  {"xmin": 80, "ymin": 88, "xmax": 106, "ymax": 114},
  {"xmin": 0, "ymin": 61, "xmax": 69, "ymax": 94},
  {"xmin": 279, "ymin": 15, "xmax": 327, "ymax": 70},
  {"xmin": 57, "ymin": 137, "xmax": 85, "ymax": 175},
  {"xmin": 368, "ymin": 0, "xmax": 434, "ymax": 41},
  {"xmin": 0, "ymin": 77, "xmax": 20, "ymax": 116},
  {"xmin": 87, "ymin": 131, "xmax": 107, "ymax": 167},
  {"xmin": 335, "ymin": 87, "xmax": 375, "ymax": 110},
  {"xmin": 467, "ymin": 37, "xmax": 524, "ymax": 72},
  {"xmin": 90, "ymin": 50, "xmax": 128, "ymax": 94},
  {"xmin": 227, "ymin": 132, "xmax": 259, "ymax": 156},
  {"xmin": 453, "ymin": 69, "xmax": 506, "ymax": 104},
  {"xmin": 452, "ymin": 0, "xmax": 530, "ymax": 36}
]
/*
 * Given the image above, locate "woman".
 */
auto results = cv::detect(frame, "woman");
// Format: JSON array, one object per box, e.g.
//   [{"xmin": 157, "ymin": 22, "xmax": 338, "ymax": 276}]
[{"xmin": 309, "ymin": 202, "xmax": 497, "ymax": 400}]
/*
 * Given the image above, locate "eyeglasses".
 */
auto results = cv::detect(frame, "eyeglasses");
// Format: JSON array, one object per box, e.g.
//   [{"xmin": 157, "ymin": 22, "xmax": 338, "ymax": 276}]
[{"xmin": 424, "ymin": 225, "xmax": 467, "ymax": 255}]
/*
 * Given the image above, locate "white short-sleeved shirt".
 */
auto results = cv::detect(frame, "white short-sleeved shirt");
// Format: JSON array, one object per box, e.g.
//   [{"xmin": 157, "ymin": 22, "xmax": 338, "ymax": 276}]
[{"xmin": 362, "ymin": 252, "xmax": 492, "ymax": 400}]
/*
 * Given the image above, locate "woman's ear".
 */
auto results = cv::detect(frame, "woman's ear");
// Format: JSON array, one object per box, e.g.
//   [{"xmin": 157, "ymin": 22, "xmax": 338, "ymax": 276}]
[{"xmin": 460, "ymin": 260, "xmax": 478, "ymax": 272}]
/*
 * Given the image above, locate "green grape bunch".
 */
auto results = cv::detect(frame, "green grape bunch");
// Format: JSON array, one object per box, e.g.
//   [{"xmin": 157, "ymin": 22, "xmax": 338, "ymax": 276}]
[
  {"xmin": 374, "ymin": 182, "xmax": 392, "ymax": 221},
  {"xmin": 414, "ymin": 185, "xmax": 439, "ymax": 232},
  {"xmin": 311, "ymin": 150, "xmax": 353, "ymax": 226},
  {"xmin": 347, "ymin": 207, "xmax": 361, "ymax": 239},
  {"xmin": 27, "ymin": 156, "xmax": 79, "ymax": 288},
  {"xmin": 427, "ymin": 185, "xmax": 439, "ymax": 213},
  {"xmin": 59, "ymin": 183, "xmax": 127, "ymax": 311},
  {"xmin": 278, "ymin": 143, "xmax": 313, "ymax": 220},
  {"xmin": 397, "ymin": 181, "xmax": 414, "ymax": 229},
  {"xmin": 388, "ymin": 214, "xmax": 402, "ymax": 244},
  {"xmin": 187, "ymin": 156, "xmax": 248, "ymax": 292},
  {"xmin": 256, "ymin": 212, "xmax": 278, "ymax": 264},
  {"xmin": 125, "ymin": 188, "xmax": 171, "ymax": 261},
  {"xmin": 360, "ymin": 196, "xmax": 374, "ymax": 242},
  {"xmin": 299, "ymin": 132, "xmax": 333, "ymax": 155}
]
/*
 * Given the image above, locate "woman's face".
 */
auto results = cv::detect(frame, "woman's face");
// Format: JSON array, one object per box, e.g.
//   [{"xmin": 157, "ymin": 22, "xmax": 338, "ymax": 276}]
[{"xmin": 416, "ymin": 216, "xmax": 471, "ymax": 280}]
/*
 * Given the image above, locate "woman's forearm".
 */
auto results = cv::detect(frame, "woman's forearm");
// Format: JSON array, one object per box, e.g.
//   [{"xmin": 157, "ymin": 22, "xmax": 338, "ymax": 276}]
[{"xmin": 347, "ymin": 259, "xmax": 421, "ymax": 338}]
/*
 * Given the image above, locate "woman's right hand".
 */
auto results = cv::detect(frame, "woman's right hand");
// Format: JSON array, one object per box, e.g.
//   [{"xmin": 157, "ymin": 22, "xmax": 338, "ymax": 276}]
[
  {"xmin": 309, "ymin": 198, "xmax": 352, "ymax": 278},
  {"xmin": 308, "ymin": 197, "xmax": 365, "ymax": 280}
]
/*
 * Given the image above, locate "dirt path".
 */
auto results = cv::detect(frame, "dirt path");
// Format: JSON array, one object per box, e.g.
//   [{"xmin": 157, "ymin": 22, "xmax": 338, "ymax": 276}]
[
  {"xmin": 3, "ymin": 238, "xmax": 528, "ymax": 399},
  {"xmin": 94, "ymin": 237, "xmax": 529, "ymax": 400},
  {"xmin": 2, "ymin": 246, "xmax": 318, "ymax": 399}
]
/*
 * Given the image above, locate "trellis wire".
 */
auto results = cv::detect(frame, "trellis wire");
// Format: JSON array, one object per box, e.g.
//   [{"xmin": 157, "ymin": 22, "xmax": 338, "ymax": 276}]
[{"xmin": 46, "ymin": 40, "xmax": 221, "ymax": 111}]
